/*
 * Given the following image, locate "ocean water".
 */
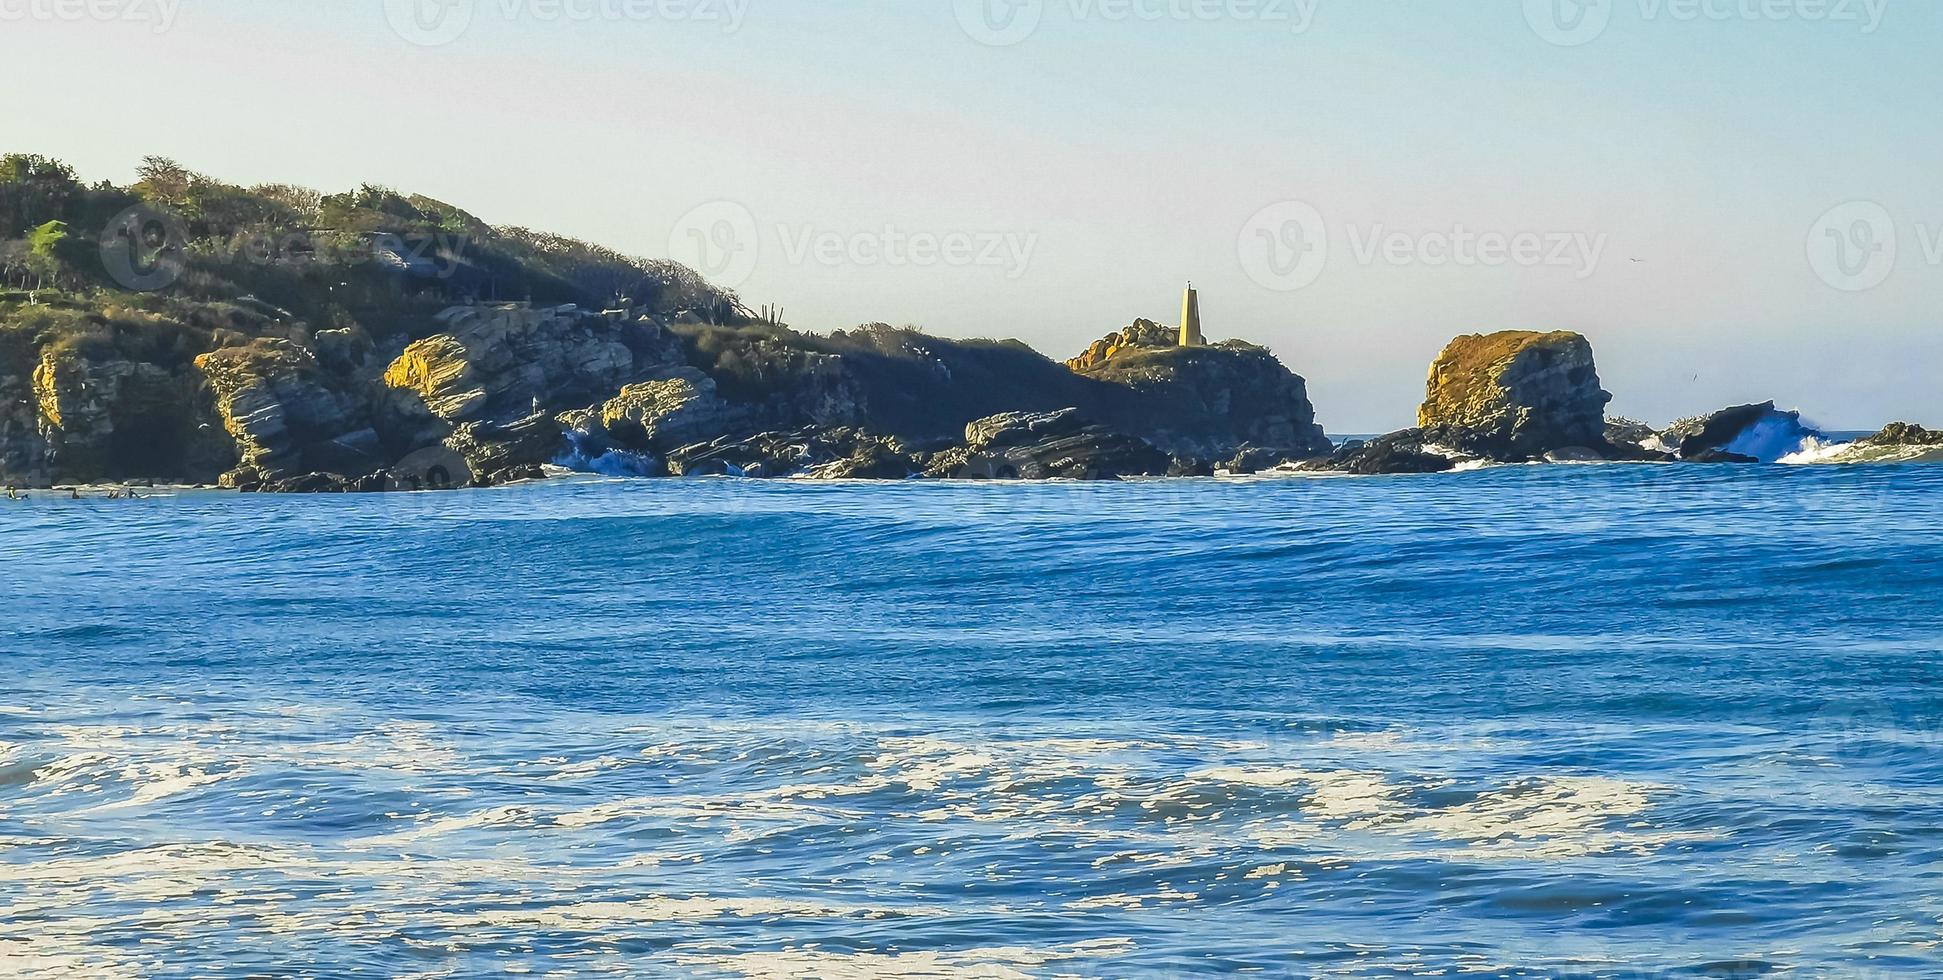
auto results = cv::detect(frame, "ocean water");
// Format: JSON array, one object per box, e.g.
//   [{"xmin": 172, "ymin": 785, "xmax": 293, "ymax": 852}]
[{"xmin": 2, "ymin": 464, "xmax": 1941, "ymax": 978}]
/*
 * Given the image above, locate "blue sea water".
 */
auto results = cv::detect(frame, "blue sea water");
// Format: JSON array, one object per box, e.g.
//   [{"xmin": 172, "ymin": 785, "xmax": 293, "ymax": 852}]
[{"xmin": 2, "ymin": 464, "xmax": 1941, "ymax": 978}]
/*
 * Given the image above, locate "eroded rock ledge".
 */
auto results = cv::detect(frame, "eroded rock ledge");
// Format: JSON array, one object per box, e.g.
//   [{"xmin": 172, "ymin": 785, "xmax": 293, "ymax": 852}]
[{"xmin": 1, "ymin": 304, "xmax": 1347, "ymax": 490}]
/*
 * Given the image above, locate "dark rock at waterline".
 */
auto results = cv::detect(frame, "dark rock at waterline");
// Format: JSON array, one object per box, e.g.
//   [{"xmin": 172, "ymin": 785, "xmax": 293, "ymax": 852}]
[
  {"xmin": 1605, "ymin": 417, "xmax": 1658, "ymax": 452},
  {"xmin": 1684, "ymin": 449, "xmax": 1762, "ymax": 464},
  {"xmin": 1223, "ymin": 446, "xmax": 1308, "ymax": 475},
  {"xmin": 809, "ymin": 439, "xmax": 924, "ymax": 480},
  {"xmin": 1299, "ymin": 430, "xmax": 1458, "ymax": 475},
  {"xmin": 926, "ymin": 409, "xmax": 1173, "ymax": 481},
  {"xmin": 477, "ymin": 463, "xmax": 550, "ymax": 487},
  {"xmin": 444, "ymin": 415, "xmax": 566, "ymax": 477},
  {"xmin": 668, "ymin": 427, "xmax": 910, "ymax": 479},
  {"xmin": 1659, "ymin": 402, "xmax": 1782, "ymax": 459},
  {"xmin": 1861, "ymin": 422, "xmax": 1943, "ymax": 448}
]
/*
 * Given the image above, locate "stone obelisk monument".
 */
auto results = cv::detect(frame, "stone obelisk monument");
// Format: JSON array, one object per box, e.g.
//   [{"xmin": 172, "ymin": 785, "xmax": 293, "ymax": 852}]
[{"xmin": 1179, "ymin": 282, "xmax": 1206, "ymax": 347}]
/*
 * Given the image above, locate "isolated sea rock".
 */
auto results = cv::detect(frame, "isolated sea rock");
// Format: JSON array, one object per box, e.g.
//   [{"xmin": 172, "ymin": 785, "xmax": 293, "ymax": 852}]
[
  {"xmin": 1658, "ymin": 401, "xmax": 1822, "ymax": 463},
  {"xmin": 1068, "ymin": 325, "xmax": 1332, "ymax": 459},
  {"xmin": 1860, "ymin": 422, "xmax": 1943, "ymax": 448},
  {"xmin": 1798, "ymin": 421, "xmax": 1943, "ymax": 465},
  {"xmin": 196, "ymin": 339, "xmax": 365, "ymax": 480},
  {"xmin": 383, "ymin": 306, "xmax": 670, "ymax": 424},
  {"xmin": 930, "ymin": 408, "xmax": 1173, "ymax": 480},
  {"xmin": 1418, "ymin": 330, "xmax": 1612, "ymax": 458}
]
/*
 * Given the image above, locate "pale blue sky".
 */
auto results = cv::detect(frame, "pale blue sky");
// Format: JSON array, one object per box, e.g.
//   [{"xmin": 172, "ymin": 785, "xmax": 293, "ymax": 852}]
[{"xmin": 3, "ymin": 0, "xmax": 1938, "ymax": 430}]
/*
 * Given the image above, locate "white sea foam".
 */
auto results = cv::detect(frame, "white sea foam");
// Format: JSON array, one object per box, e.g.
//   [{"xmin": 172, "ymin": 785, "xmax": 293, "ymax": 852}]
[
  {"xmin": 676, "ymin": 939, "xmax": 1134, "ymax": 980},
  {"xmin": 0, "ymin": 712, "xmax": 1712, "ymax": 974}
]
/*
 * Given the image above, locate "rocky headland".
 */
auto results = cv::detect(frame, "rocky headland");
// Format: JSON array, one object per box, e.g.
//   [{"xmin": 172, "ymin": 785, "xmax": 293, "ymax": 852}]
[{"xmin": 0, "ymin": 154, "xmax": 1928, "ymax": 493}]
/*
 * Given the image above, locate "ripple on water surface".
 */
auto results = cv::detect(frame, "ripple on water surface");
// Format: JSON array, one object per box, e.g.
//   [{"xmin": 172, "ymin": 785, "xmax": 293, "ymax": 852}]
[{"xmin": 2, "ymin": 466, "xmax": 1941, "ymax": 976}]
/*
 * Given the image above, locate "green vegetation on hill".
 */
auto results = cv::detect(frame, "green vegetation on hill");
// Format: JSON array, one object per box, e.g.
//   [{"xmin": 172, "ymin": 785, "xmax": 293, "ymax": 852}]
[
  {"xmin": 0, "ymin": 152, "xmax": 1335, "ymax": 489},
  {"xmin": 0, "ymin": 153, "xmax": 744, "ymax": 341}
]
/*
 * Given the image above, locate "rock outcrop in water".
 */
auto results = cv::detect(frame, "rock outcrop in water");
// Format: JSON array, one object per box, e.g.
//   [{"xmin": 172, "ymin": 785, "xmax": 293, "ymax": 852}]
[
  {"xmin": 923, "ymin": 409, "xmax": 1173, "ymax": 481},
  {"xmin": 1649, "ymin": 402, "xmax": 1825, "ymax": 463},
  {"xmin": 1308, "ymin": 330, "xmax": 1630, "ymax": 474},
  {"xmin": 1859, "ymin": 422, "xmax": 1943, "ymax": 449},
  {"xmin": 11, "ymin": 155, "xmax": 1939, "ymax": 490},
  {"xmin": 1417, "ymin": 330, "xmax": 1612, "ymax": 456}
]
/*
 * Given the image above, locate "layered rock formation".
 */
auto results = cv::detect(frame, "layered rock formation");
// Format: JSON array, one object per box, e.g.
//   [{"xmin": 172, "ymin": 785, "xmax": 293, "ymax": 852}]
[
  {"xmin": 923, "ymin": 409, "xmax": 1172, "ymax": 481},
  {"xmin": 383, "ymin": 305, "xmax": 677, "ymax": 425},
  {"xmin": 1417, "ymin": 330, "xmax": 1612, "ymax": 457},
  {"xmin": 197, "ymin": 340, "xmax": 369, "ymax": 483}
]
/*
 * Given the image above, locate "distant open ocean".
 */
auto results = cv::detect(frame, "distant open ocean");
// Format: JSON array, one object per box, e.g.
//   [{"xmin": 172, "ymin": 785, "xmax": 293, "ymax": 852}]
[{"xmin": 3, "ymin": 464, "xmax": 1941, "ymax": 978}]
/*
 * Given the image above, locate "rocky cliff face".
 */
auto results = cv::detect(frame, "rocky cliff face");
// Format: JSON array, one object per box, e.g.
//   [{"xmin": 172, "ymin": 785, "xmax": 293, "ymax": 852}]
[
  {"xmin": 196, "ymin": 340, "xmax": 372, "ymax": 483},
  {"xmin": 16, "ymin": 341, "xmax": 232, "ymax": 484},
  {"xmin": 1417, "ymin": 330, "xmax": 1612, "ymax": 458},
  {"xmin": 383, "ymin": 306, "xmax": 679, "ymax": 425},
  {"xmin": 1065, "ymin": 322, "xmax": 1332, "ymax": 460}
]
